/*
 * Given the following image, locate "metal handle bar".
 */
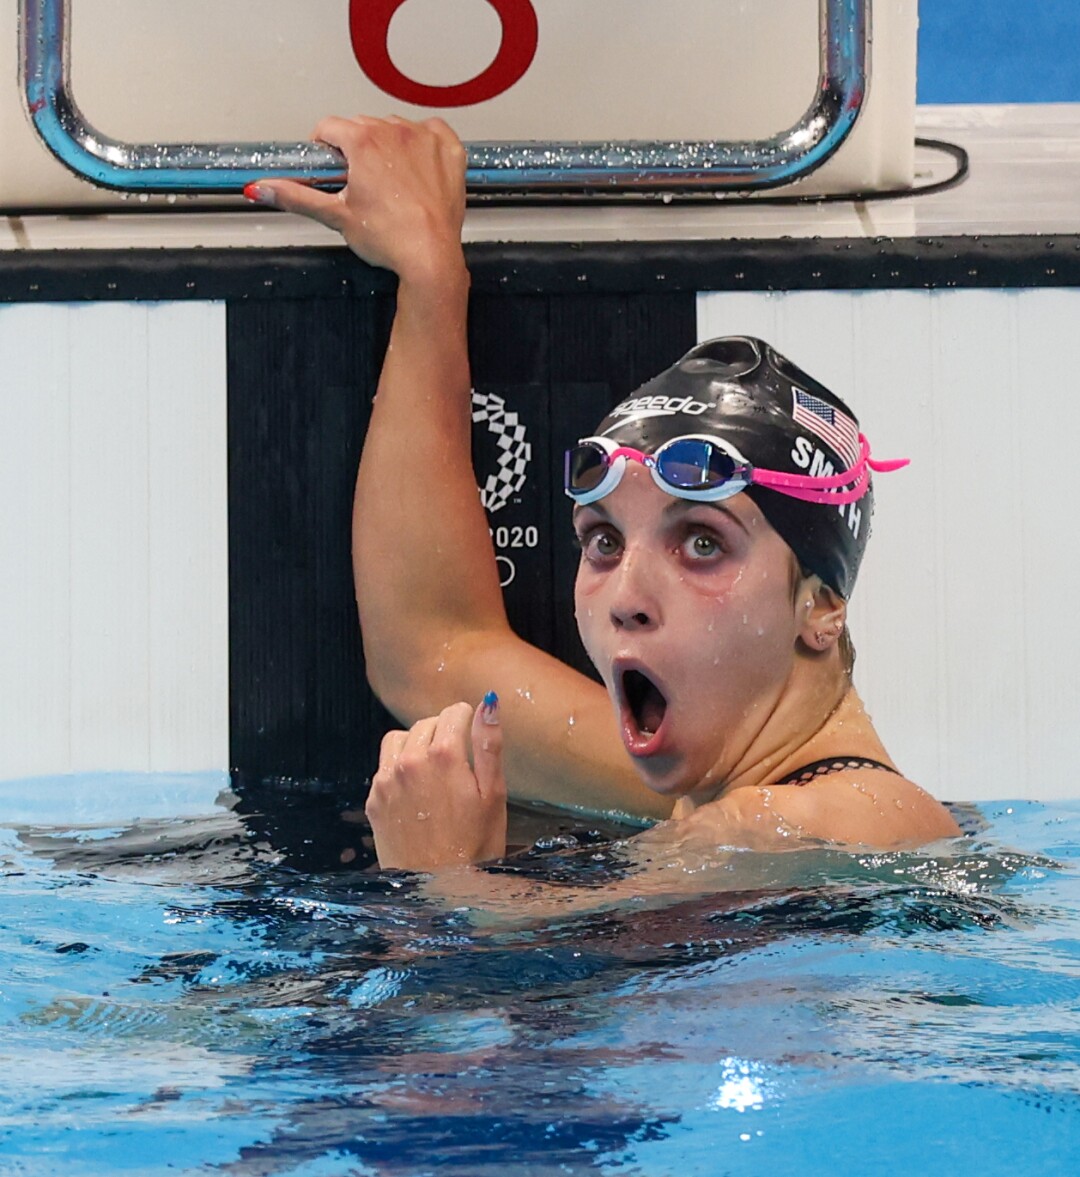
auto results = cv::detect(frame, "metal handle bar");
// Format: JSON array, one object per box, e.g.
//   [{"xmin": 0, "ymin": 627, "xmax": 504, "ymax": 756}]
[{"xmin": 20, "ymin": 0, "xmax": 868, "ymax": 194}]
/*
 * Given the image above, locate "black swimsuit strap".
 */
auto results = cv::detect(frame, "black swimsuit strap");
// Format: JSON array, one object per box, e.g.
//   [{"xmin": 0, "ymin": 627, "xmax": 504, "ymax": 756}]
[{"xmin": 773, "ymin": 756, "xmax": 900, "ymax": 787}]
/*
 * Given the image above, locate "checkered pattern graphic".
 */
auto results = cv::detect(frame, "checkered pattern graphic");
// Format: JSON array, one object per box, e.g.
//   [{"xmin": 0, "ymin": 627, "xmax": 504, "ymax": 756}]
[{"xmin": 471, "ymin": 390, "xmax": 532, "ymax": 513}]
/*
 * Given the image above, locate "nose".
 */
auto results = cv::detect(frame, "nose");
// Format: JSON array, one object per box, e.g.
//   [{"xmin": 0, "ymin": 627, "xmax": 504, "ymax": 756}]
[{"xmin": 608, "ymin": 549, "xmax": 661, "ymax": 632}]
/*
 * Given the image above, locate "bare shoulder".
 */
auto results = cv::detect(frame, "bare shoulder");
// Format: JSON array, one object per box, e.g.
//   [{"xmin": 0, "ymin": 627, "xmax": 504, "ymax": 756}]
[{"xmin": 683, "ymin": 769, "xmax": 962, "ymax": 850}]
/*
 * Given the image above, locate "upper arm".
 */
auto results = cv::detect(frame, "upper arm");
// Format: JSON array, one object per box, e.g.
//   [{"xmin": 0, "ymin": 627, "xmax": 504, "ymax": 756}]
[{"xmin": 380, "ymin": 625, "xmax": 672, "ymax": 822}]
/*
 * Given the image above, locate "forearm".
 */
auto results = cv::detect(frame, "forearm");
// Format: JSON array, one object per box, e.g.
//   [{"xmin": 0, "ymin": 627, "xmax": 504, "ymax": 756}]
[
  {"xmin": 354, "ymin": 258, "xmax": 510, "ymax": 716},
  {"xmin": 254, "ymin": 118, "xmax": 667, "ymax": 823}
]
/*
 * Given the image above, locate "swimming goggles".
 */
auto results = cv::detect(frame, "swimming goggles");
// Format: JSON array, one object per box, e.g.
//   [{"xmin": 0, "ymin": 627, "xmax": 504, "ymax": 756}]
[{"xmin": 564, "ymin": 433, "xmax": 908, "ymax": 507}]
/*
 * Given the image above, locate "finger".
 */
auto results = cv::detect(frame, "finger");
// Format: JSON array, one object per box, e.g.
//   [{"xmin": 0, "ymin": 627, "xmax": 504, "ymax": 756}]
[
  {"xmin": 310, "ymin": 114, "xmax": 383, "ymax": 153},
  {"xmin": 471, "ymin": 692, "xmax": 505, "ymax": 801},
  {"xmin": 421, "ymin": 117, "xmax": 464, "ymax": 150},
  {"xmin": 243, "ymin": 178, "xmax": 345, "ymax": 228},
  {"xmin": 245, "ymin": 114, "xmax": 385, "ymax": 219},
  {"xmin": 420, "ymin": 116, "xmax": 452, "ymax": 134},
  {"xmin": 403, "ymin": 715, "xmax": 439, "ymax": 754},
  {"xmin": 378, "ymin": 728, "xmax": 408, "ymax": 767},
  {"xmin": 430, "ymin": 701, "xmax": 474, "ymax": 761}
]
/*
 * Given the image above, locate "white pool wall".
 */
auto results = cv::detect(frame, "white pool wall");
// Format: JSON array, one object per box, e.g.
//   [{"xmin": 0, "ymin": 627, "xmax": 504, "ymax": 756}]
[
  {"xmin": 0, "ymin": 302, "xmax": 229, "ymax": 779},
  {"xmin": 699, "ymin": 288, "xmax": 1080, "ymax": 802},
  {"xmin": 1, "ymin": 289, "xmax": 1078, "ymax": 802}
]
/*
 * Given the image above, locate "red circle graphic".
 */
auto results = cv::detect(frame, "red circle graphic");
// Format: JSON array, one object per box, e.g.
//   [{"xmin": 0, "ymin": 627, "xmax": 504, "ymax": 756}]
[{"xmin": 350, "ymin": 0, "xmax": 539, "ymax": 108}]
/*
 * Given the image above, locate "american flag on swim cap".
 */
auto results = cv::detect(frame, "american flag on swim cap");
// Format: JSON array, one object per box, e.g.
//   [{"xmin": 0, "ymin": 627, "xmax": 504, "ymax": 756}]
[{"xmin": 791, "ymin": 387, "xmax": 860, "ymax": 469}]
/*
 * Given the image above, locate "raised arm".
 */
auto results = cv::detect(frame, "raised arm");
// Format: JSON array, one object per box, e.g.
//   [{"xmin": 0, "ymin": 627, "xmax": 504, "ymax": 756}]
[{"xmin": 248, "ymin": 117, "xmax": 667, "ymax": 821}]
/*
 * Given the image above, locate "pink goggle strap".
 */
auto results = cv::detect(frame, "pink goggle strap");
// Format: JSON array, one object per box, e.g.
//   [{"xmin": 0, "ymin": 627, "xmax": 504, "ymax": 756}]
[
  {"xmin": 750, "ymin": 436, "xmax": 909, "ymax": 506},
  {"xmin": 608, "ymin": 446, "xmax": 650, "ymax": 464},
  {"xmin": 595, "ymin": 436, "xmax": 909, "ymax": 508}
]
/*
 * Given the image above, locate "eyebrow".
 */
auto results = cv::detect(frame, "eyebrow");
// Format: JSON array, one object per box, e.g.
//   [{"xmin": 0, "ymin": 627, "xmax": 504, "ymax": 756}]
[
  {"xmin": 665, "ymin": 498, "xmax": 750, "ymax": 535},
  {"xmin": 572, "ymin": 498, "xmax": 750, "ymax": 535},
  {"xmin": 572, "ymin": 502, "xmax": 609, "ymax": 527}
]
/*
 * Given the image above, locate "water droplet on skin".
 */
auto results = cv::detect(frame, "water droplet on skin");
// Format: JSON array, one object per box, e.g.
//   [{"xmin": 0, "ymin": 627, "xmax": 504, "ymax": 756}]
[
  {"xmin": 416, "ymin": 812, "xmax": 430, "ymax": 822},
  {"xmin": 516, "ymin": 687, "xmax": 534, "ymax": 702},
  {"xmin": 756, "ymin": 627, "xmax": 764, "ymax": 637},
  {"xmin": 567, "ymin": 715, "xmax": 576, "ymax": 730},
  {"xmin": 436, "ymin": 661, "xmax": 445, "ymax": 673}
]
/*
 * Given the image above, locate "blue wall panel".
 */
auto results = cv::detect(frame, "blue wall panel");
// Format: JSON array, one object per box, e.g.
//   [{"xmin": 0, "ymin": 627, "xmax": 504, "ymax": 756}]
[{"xmin": 919, "ymin": 2, "xmax": 1080, "ymax": 103}]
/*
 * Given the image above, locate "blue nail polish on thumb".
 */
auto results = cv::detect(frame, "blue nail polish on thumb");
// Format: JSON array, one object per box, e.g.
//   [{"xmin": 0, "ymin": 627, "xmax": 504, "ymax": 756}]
[{"xmin": 481, "ymin": 691, "xmax": 500, "ymax": 725}]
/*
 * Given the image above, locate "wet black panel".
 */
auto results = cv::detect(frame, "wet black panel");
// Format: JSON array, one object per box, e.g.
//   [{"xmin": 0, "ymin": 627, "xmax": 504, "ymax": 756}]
[
  {"xmin": 7, "ymin": 237, "xmax": 1080, "ymax": 304},
  {"xmin": 468, "ymin": 293, "xmax": 552, "ymax": 653},
  {"xmin": 226, "ymin": 285, "xmax": 695, "ymax": 785},
  {"xmin": 470, "ymin": 381, "xmax": 553, "ymax": 652},
  {"xmin": 227, "ymin": 296, "xmax": 396, "ymax": 785}
]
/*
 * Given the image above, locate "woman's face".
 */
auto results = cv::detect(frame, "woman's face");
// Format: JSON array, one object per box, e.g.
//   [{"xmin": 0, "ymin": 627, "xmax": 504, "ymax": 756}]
[{"xmin": 573, "ymin": 464, "xmax": 808, "ymax": 800}]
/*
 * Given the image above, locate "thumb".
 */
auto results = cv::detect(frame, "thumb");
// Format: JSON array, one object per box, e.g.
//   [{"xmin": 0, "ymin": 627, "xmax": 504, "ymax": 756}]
[
  {"xmin": 244, "ymin": 179, "xmax": 345, "ymax": 230},
  {"xmin": 471, "ymin": 691, "xmax": 505, "ymax": 800}
]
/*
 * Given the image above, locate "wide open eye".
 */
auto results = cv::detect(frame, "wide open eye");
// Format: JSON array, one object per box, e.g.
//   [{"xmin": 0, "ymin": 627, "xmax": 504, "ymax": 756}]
[
  {"xmin": 657, "ymin": 439, "xmax": 738, "ymax": 490},
  {"xmin": 580, "ymin": 528, "xmax": 622, "ymax": 563},
  {"xmin": 686, "ymin": 531, "xmax": 722, "ymax": 559}
]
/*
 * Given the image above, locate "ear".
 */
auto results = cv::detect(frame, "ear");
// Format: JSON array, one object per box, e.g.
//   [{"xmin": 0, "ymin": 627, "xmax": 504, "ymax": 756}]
[{"xmin": 796, "ymin": 577, "xmax": 847, "ymax": 653}]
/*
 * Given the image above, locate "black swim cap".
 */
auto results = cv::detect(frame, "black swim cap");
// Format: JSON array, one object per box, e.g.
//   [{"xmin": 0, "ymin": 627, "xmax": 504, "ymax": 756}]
[{"xmin": 592, "ymin": 336, "xmax": 872, "ymax": 597}]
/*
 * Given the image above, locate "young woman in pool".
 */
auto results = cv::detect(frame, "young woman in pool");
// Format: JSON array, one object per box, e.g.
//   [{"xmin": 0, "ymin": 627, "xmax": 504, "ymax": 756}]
[{"xmin": 246, "ymin": 115, "xmax": 961, "ymax": 872}]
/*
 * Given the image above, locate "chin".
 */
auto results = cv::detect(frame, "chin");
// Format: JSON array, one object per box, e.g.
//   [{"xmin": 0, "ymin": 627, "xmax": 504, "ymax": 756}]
[{"xmin": 627, "ymin": 752, "xmax": 696, "ymax": 799}]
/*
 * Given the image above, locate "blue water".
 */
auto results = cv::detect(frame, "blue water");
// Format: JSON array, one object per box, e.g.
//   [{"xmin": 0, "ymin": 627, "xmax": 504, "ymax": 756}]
[{"xmin": 1, "ymin": 775, "xmax": 1078, "ymax": 1175}]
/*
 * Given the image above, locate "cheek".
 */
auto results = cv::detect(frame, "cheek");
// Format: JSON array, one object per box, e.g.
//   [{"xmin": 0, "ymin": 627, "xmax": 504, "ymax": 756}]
[
  {"xmin": 679, "ymin": 561, "xmax": 751, "ymax": 614},
  {"xmin": 573, "ymin": 568, "xmax": 599, "ymax": 635},
  {"xmin": 692, "ymin": 572, "xmax": 798, "ymax": 654}
]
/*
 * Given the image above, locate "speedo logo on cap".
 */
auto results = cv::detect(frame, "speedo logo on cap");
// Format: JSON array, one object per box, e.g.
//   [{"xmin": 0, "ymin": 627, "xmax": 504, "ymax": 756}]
[{"xmin": 606, "ymin": 395, "xmax": 715, "ymax": 421}]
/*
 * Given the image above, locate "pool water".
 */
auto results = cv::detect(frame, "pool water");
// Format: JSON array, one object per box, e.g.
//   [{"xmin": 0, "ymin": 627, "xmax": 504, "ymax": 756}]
[{"xmin": 1, "ymin": 775, "xmax": 1078, "ymax": 1176}]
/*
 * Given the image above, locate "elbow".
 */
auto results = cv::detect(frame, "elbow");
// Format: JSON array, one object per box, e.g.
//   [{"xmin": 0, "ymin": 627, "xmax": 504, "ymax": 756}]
[
  {"xmin": 362, "ymin": 635, "xmax": 454, "ymax": 725},
  {"xmin": 363, "ymin": 647, "xmax": 418, "ymax": 725},
  {"xmin": 362, "ymin": 625, "xmax": 505, "ymax": 725}
]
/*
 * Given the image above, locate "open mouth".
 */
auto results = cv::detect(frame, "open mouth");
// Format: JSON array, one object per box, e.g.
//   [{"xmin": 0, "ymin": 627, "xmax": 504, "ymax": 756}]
[{"xmin": 623, "ymin": 668, "xmax": 668, "ymax": 738}]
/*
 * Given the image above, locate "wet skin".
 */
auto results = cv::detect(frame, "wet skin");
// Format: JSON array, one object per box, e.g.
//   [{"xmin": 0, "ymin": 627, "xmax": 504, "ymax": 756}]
[
  {"xmin": 573, "ymin": 465, "xmax": 823, "ymax": 805},
  {"xmin": 249, "ymin": 115, "xmax": 962, "ymax": 871}
]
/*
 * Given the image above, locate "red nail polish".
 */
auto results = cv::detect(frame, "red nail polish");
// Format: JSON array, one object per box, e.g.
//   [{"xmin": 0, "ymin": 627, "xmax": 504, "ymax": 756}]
[{"xmin": 243, "ymin": 182, "xmax": 275, "ymax": 206}]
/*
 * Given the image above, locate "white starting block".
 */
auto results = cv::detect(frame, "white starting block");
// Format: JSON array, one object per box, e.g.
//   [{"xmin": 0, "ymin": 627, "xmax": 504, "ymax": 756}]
[{"xmin": 5, "ymin": 0, "xmax": 916, "ymax": 207}]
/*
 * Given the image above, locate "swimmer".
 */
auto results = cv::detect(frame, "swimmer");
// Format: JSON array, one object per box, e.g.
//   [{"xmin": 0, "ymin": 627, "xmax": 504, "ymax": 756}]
[{"xmin": 247, "ymin": 115, "xmax": 961, "ymax": 873}]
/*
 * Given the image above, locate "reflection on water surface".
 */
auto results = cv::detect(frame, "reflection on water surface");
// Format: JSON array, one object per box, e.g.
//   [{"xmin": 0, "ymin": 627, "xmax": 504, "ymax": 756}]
[{"xmin": 1, "ymin": 776, "xmax": 1078, "ymax": 1175}]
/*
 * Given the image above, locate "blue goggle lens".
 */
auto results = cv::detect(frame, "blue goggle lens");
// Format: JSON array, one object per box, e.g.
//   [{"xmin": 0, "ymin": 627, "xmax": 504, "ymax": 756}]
[{"xmin": 655, "ymin": 439, "xmax": 739, "ymax": 490}]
